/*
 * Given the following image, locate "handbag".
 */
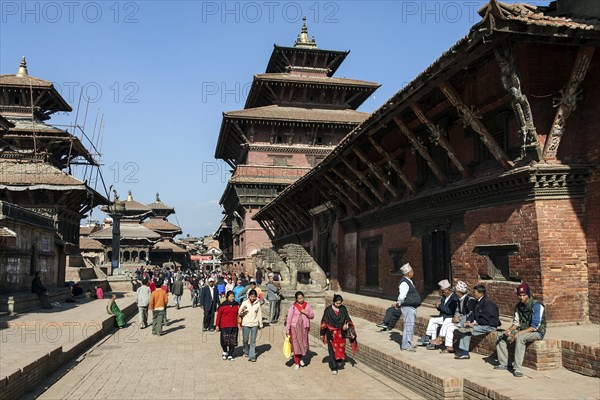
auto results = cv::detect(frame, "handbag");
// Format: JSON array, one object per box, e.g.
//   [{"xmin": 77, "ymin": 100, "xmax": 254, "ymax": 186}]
[
  {"xmin": 283, "ymin": 335, "xmax": 292, "ymax": 358},
  {"xmin": 346, "ymin": 325, "xmax": 356, "ymax": 340}
]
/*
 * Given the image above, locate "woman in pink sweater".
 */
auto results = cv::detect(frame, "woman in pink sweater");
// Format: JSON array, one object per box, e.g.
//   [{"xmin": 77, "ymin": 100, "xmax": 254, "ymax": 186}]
[{"xmin": 285, "ymin": 291, "xmax": 315, "ymax": 370}]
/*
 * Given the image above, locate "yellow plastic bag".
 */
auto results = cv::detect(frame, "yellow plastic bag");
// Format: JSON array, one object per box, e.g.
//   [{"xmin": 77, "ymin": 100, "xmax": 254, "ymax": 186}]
[{"xmin": 283, "ymin": 335, "xmax": 292, "ymax": 358}]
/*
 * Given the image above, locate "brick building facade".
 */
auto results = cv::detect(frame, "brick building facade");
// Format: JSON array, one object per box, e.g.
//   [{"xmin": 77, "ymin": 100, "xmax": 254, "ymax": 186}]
[{"xmin": 255, "ymin": 1, "xmax": 600, "ymax": 323}]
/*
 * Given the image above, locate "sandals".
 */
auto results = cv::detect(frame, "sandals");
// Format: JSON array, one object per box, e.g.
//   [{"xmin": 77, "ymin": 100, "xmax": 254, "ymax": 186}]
[{"xmin": 440, "ymin": 347, "xmax": 454, "ymax": 353}]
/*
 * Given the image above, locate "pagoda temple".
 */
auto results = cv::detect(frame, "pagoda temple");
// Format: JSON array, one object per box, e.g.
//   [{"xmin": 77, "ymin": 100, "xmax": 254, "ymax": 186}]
[
  {"xmin": 0, "ymin": 58, "xmax": 108, "ymax": 293},
  {"xmin": 214, "ymin": 17, "xmax": 380, "ymax": 272},
  {"xmin": 88, "ymin": 191, "xmax": 188, "ymax": 271}
]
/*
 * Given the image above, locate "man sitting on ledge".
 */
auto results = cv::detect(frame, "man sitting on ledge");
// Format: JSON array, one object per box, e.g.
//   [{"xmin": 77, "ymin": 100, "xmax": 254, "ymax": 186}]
[
  {"xmin": 494, "ymin": 283, "xmax": 546, "ymax": 377},
  {"xmin": 422, "ymin": 279, "xmax": 458, "ymax": 350},
  {"xmin": 454, "ymin": 284, "xmax": 500, "ymax": 360},
  {"xmin": 376, "ymin": 263, "xmax": 421, "ymax": 352},
  {"xmin": 31, "ymin": 271, "xmax": 52, "ymax": 309}
]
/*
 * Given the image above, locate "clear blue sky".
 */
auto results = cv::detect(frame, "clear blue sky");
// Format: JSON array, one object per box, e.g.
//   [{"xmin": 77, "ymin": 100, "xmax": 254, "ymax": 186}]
[{"xmin": 0, "ymin": 0, "xmax": 546, "ymax": 237}]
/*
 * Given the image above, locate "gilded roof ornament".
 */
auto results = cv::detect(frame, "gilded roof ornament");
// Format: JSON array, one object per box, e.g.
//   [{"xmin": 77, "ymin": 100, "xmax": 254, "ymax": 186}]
[
  {"xmin": 16, "ymin": 56, "xmax": 28, "ymax": 77},
  {"xmin": 294, "ymin": 16, "xmax": 317, "ymax": 48},
  {"xmin": 156, "ymin": 192, "xmax": 161, "ymax": 202},
  {"xmin": 127, "ymin": 190, "xmax": 133, "ymax": 201}
]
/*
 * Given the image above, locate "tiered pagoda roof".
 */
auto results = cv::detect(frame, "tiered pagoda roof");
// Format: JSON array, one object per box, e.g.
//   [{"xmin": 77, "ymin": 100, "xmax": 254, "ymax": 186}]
[
  {"xmin": 214, "ymin": 18, "xmax": 380, "ymax": 167},
  {"xmin": 146, "ymin": 192, "xmax": 175, "ymax": 218}
]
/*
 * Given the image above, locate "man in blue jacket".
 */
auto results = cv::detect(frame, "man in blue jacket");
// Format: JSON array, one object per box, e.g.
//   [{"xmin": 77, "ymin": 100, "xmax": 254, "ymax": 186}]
[
  {"xmin": 494, "ymin": 283, "xmax": 546, "ymax": 377},
  {"xmin": 423, "ymin": 279, "xmax": 458, "ymax": 349},
  {"xmin": 455, "ymin": 284, "xmax": 500, "ymax": 359}
]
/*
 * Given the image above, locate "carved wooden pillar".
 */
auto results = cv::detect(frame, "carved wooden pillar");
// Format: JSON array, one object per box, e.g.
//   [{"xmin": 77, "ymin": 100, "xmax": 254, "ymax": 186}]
[
  {"xmin": 341, "ymin": 158, "xmax": 385, "ymax": 203},
  {"xmin": 493, "ymin": 42, "xmax": 541, "ymax": 161},
  {"xmin": 352, "ymin": 147, "xmax": 400, "ymax": 198},
  {"xmin": 410, "ymin": 103, "xmax": 470, "ymax": 178},
  {"xmin": 367, "ymin": 136, "xmax": 416, "ymax": 194},
  {"xmin": 393, "ymin": 115, "xmax": 448, "ymax": 183},
  {"xmin": 542, "ymin": 46, "xmax": 595, "ymax": 160},
  {"xmin": 321, "ymin": 174, "xmax": 361, "ymax": 210},
  {"xmin": 439, "ymin": 81, "xmax": 512, "ymax": 169},
  {"xmin": 331, "ymin": 167, "xmax": 376, "ymax": 207}
]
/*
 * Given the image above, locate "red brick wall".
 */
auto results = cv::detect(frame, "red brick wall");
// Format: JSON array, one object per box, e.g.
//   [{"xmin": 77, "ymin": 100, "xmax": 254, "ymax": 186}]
[
  {"xmin": 586, "ymin": 175, "xmax": 600, "ymax": 323},
  {"xmin": 453, "ymin": 203, "xmax": 541, "ymax": 316},
  {"xmin": 535, "ymin": 199, "xmax": 588, "ymax": 322}
]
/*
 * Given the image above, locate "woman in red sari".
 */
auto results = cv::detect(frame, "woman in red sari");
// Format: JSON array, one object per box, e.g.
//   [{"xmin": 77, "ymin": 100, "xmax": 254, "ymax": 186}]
[
  {"xmin": 320, "ymin": 294, "xmax": 358, "ymax": 375},
  {"xmin": 285, "ymin": 291, "xmax": 315, "ymax": 370}
]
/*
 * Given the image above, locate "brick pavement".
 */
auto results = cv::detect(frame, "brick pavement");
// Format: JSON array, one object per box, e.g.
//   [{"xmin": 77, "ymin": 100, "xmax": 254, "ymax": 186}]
[
  {"xmin": 37, "ymin": 294, "xmax": 422, "ymax": 400},
  {"xmin": 1, "ymin": 294, "xmax": 136, "ymax": 378}
]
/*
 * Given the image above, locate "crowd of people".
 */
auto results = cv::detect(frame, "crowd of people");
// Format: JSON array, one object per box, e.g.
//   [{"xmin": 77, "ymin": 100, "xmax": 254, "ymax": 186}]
[
  {"xmin": 129, "ymin": 266, "xmax": 358, "ymax": 375},
  {"xmin": 36, "ymin": 261, "xmax": 543, "ymax": 378},
  {"xmin": 377, "ymin": 262, "xmax": 546, "ymax": 378}
]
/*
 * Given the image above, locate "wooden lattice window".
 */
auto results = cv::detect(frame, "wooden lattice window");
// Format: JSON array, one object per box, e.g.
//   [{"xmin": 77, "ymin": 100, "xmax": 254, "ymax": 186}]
[{"xmin": 474, "ymin": 244, "xmax": 519, "ymax": 281}]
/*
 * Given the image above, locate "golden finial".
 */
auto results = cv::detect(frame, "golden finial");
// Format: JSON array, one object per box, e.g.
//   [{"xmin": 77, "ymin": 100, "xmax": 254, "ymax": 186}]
[
  {"xmin": 127, "ymin": 190, "xmax": 133, "ymax": 201},
  {"xmin": 16, "ymin": 56, "xmax": 28, "ymax": 77},
  {"xmin": 294, "ymin": 16, "xmax": 317, "ymax": 48}
]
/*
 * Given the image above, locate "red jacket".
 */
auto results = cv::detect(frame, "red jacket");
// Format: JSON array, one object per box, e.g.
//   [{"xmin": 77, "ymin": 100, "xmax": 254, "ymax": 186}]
[{"xmin": 216, "ymin": 302, "xmax": 239, "ymax": 329}]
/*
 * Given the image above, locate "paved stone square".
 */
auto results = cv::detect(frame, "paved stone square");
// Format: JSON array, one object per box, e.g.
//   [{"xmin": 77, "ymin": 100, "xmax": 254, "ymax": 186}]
[{"xmin": 36, "ymin": 295, "xmax": 422, "ymax": 400}]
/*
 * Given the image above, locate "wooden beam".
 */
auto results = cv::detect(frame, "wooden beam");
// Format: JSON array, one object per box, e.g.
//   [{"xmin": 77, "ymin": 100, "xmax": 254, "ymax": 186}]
[
  {"xmin": 493, "ymin": 42, "xmax": 541, "ymax": 161},
  {"xmin": 280, "ymin": 202, "xmax": 307, "ymax": 231},
  {"xmin": 393, "ymin": 115, "xmax": 448, "ymax": 184},
  {"xmin": 542, "ymin": 46, "xmax": 595, "ymax": 160},
  {"xmin": 367, "ymin": 136, "xmax": 416, "ymax": 194},
  {"xmin": 340, "ymin": 158, "xmax": 385, "ymax": 203},
  {"xmin": 286, "ymin": 200, "xmax": 312, "ymax": 225},
  {"xmin": 353, "ymin": 147, "xmax": 400, "ymax": 198},
  {"xmin": 410, "ymin": 102, "xmax": 470, "ymax": 178},
  {"xmin": 231, "ymin": 121, "xmax": 249, "ymax": 143},
  {"xmin": 331, "ymin": 167, "xmax": 376, "ymax": 207},
  {"xmin": 257, "ymin": 219, "xmax": 274, "ymax": 240},
  {"xmin": 438, "ymin": 81, "xmax": 512, "ymax": 169},
  {"xmin": 321, "ymin": 174, "xmax": 361, "ymax": 211},
  {"xmin": 270, "ymin": 207, "xmax": 293, "ymax": 235}
]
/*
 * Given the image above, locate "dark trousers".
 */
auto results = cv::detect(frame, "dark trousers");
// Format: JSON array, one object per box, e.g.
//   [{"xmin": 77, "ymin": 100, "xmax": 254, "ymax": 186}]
[
  {"xmin": 203, "ymin": 307, "xmax": 216, "ymax": 329},
  {"xmin": 220, "ymin": 327, "xmax": 238, "ymax": 357},
  {"xmin": 38, "ymin": 292, "xmax": 52, "ymax": 309},
  {"xmin": 326, "ymin": 333, "xmax": 343, "ymax": 371},
  {"xmin": 383, "ymin": 306, "xmax": 402, "ymax": 328}
]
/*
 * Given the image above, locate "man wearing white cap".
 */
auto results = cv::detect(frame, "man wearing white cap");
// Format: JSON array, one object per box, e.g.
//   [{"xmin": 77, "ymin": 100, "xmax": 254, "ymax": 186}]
[
  {"xmin": 423, "ymin": 279, "xmax": 458, "ymax": 350},
  {"xmin": 435, "ymin": 281, "xmax": 476, "ymax": 353},
  {"xmin": 376, "ymin": 263, "xmax": 422, "ymax": 351},
  {"xmin": 200, "ymin": 277, "xmax": 219, "ymax": 331}
]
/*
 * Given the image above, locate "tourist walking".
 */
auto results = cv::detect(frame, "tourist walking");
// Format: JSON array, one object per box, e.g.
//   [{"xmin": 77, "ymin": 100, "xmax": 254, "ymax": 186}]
[
  {"xmin": 136, "ymin": 278, "xmax": 151, "ymax": 328},
  {"xmin": 266, "ymin": 273, "xmax": 280, "ymax": 324},
  {"xmin": 149, "ymin": 279, "xmax": 168, "ymax": 335},
  {"xmin": 215, "ymin": 290, "xmax": 240, "ymax": 361},
  {"xmin": 107, "ymin": 294, "xmax": 126, "ymax": 328},
  {"xmin": 320, "ymin": 294, "xmax": 358, "ymax": 375},
  {"xmin": 285, "ymin": 291, "xmax": 315, "ymax": 370},
  {"xmin": 200, "ymin": 277, "xmax": 219, "ymax": 331},
  {"xmin": 172, "ymin": 275, "xmax": 184, "ymax": 310},
  {"xmin": 239, "ymin": 289, "xmax": 263, "ymax": 362}
]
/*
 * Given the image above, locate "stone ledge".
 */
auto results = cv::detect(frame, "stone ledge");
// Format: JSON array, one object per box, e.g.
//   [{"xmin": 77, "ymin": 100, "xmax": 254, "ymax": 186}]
[
  {"xmin": 1, "ymin": 300, "xmax": 137, "ymax": 400},
  {"xmin": 0, "ymin": 288, "xmax": 72, "ymax": 315},
  {"xmin": 327, "ymin": 293, "xmax": 561, "ymax": 371}
]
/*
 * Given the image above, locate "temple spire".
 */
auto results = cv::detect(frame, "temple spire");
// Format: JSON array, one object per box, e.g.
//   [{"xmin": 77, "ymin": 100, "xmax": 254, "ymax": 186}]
[
  {"xmin": 127, "ymin": 190, "xmax": 133, "ymax": 201},
  {"xmin": 294, "ymin": 16, "xmax": 317, "ymax": 48},
  {"xmin": 16, "ymin": 56, "xmax": 28, "ymax": 77},
  {"xmin": 156, "ymin": 192, "xmax": 161, "ymax": 202}
]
